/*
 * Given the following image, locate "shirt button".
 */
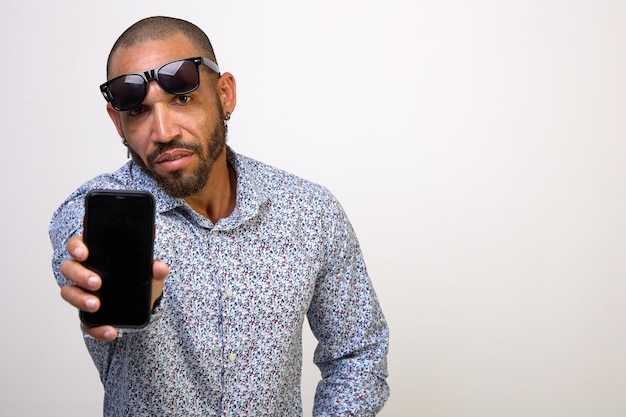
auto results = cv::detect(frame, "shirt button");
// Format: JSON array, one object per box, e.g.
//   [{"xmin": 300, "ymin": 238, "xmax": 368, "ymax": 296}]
[
  {"xmin": 228, "ymin": 353, "xmax": 237, "ymax": 362},
  {"xmin": 211, "ymin": 230, "xmax": 218, "ymax": 236},
  {"xmin": 226, "ymin": 289, "xmax": 233, "ymax": 298}
]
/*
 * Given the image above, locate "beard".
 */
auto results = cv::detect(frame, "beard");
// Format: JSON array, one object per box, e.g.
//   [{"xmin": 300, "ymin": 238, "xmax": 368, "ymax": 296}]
[{"xmin": 129, "ymin": 114, "xmax": 227, "ymax": 198}]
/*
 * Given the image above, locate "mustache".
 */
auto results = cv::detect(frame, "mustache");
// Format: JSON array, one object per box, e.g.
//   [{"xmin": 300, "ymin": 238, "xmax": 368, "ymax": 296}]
[{"xmin": 146, "ymin": 140, "xmax": 203, "ymax": 165}]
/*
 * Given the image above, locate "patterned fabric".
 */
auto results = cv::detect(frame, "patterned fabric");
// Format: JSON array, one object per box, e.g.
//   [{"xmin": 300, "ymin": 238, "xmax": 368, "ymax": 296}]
[{"xmin": 49, "ymin": 148, "xmax": 389, "ymax": 416}]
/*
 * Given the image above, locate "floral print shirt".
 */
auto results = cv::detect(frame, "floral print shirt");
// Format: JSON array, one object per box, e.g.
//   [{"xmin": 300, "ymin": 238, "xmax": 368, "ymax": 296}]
[{"xmin": 49, "ymin": 148, "xmax": 389, "ymax": 416}]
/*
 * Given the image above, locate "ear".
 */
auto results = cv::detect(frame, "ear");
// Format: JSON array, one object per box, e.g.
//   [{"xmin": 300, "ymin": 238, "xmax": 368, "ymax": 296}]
[
  {"xmin": 106, "ymin": 103, "xmax": 125, "ymax": 138},
  {"xmin": 216, "ymin": 72, "xmax": 237, "ymax": 116}
]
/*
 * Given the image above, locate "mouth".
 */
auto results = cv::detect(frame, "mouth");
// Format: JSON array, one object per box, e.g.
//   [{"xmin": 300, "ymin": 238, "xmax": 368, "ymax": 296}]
[{"xmin": 153, "ymin": 149, "xmax": 194, "ymax": 173}]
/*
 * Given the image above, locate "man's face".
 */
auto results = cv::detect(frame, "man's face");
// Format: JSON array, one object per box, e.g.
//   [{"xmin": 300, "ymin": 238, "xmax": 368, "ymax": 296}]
[{"xmin": 106, "ymin": 33, "xmax": 230, "ymax": 198}]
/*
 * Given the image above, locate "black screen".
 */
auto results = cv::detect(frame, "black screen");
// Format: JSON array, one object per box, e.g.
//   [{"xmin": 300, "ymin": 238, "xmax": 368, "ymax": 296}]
[{"xmin": 80, "ymin": 190, "xmax": 155, "ymax": 328}]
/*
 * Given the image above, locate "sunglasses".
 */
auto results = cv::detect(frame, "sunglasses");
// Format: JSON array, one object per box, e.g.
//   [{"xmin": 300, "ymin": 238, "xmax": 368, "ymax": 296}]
[{"xmin": 100, "ymin": 57, "xmax": 220, "ymax": 111}]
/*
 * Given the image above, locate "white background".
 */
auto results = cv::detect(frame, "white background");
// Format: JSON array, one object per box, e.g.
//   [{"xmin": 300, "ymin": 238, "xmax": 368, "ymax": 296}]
[{"xmin": 1, "ymin": 0, "xmax": 625, "ymax": 416}]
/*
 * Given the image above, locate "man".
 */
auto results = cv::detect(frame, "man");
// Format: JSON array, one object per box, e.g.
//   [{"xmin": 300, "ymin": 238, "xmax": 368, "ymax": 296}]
[{"xmin": 50, "ymin": 16, "xmax": 389, "ymax": 416}]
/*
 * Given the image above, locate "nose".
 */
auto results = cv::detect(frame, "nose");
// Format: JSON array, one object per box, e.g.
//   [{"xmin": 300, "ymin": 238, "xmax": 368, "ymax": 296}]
[{"xmin": 145, "ymin": 81, "xmax": 181, "ymax": 143}]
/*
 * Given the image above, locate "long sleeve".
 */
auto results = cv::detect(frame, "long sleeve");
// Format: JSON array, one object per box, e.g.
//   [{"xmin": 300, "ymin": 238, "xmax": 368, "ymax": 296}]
[
  {"xmin": 49, "ymin": 187, "xmax": 116, "ymax": 382},
  {"xmin": 49, "ymin": 191, "xmax": 84, "ymax": 288},
  {"xmin": 307, "ymin": 200, "xmax": 390, "ymax": 416}
]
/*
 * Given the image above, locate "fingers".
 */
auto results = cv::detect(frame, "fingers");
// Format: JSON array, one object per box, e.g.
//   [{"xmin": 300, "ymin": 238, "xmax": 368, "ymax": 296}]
[
  {"xmin": 61, "ymin": 285, "xmax": 116, "ymax": 342},
  {"xmin": 61, "ymin": 283, "xmax": 99, "ymax": 312},
  {"xmin": 61, "ymin": 235, "xmax": 101, "ymax": 291},
  {"xmin": 66, "ymin": 235, "xmax": 88, "ymax": 262},
  {"xmin": 62, "ymin": 236, "xmax": 171, "ymax": 342},
  {"xmin": 60, "ymin": 235, "xmax": 102, "ymax": 312},
  {"xmin": 62, "ymin": 235, "xmax": 116, "ymax": 342},
  {"xmin": 60, "ymin": 258, "xmax": 101, "ymax": 290},
  {"xmin": 81, "ymin": 324, "xmax": 118, "ymax": 341}
]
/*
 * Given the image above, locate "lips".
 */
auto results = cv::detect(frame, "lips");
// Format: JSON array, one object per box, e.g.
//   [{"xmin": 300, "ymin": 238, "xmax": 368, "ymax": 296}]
[
  {"xmin": 155, "ymin": 149, "xmax": 193, "ymax": 163},
  {"xmin": 154, "ymin": 149, "xmax": 194, "ymax": 172}
]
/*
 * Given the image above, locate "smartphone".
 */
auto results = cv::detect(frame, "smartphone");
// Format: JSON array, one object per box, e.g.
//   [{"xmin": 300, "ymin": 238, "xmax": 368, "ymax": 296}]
[{"xmin": 80, "ymin": 189, "xmax": 155, "ymax": 328}]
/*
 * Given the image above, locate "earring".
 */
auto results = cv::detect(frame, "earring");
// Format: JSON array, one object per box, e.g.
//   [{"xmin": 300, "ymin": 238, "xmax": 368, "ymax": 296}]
[
  {"xmin": 122, "ymin": 138, "xmax": 130, "ymax": 159},
  {"xmin": 224, "ymin": 111, "xmax": 231, "ymax": 121}
]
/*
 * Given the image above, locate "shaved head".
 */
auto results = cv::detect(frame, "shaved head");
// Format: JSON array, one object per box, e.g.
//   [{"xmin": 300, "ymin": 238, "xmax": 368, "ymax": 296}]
[{"xmin": 107, "ymin": 16, "xmax": 218, "ymax": 78}]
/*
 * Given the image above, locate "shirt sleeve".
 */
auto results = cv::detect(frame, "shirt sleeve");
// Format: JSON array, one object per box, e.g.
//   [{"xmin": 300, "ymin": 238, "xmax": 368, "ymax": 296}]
[
  {"xmin": 49, "ymin": 192, "xmax": 84, "ymax": 288},
  {"xmin": 49, "ymin": 189, "xmax": 115, "ymax": 380},
  {"xmin": 307, "ymin": 198, "xmax": 390, "ymax": 416}
]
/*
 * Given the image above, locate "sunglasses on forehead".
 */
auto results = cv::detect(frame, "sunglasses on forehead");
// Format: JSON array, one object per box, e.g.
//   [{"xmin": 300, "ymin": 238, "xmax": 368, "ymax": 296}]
[{"xmin": 99, "ymin": 56, "xmax": 220, "ymax": 111}]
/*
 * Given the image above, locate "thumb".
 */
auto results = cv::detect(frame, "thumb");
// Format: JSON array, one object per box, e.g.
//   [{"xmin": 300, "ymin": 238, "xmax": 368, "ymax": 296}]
[
  {"xmin": 150, "ymin": 260, "xmax": 169, "ymax": 310},
  {"xmin": 152, "ymin": 260, "xmax": 169, "ymax": 282}
]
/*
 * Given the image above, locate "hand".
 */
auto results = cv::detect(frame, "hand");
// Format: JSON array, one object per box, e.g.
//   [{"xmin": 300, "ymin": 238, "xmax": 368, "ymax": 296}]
[{"xmin": 59, "ymin": 235, "xmax": 169, "ymax": 341}]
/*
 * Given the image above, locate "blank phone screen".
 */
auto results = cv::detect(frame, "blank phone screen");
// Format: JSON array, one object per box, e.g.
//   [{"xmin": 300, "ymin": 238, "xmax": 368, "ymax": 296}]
[{"xmin": 81, "ymin": 190, "xmax": 155, "ymax": 328}]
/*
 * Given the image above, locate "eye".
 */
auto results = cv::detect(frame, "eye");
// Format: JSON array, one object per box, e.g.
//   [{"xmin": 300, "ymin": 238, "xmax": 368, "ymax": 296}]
[
  {"xmin": 127, "ymin": 105, "xmax": 147, "ymax": 117},
  {"xmin": 176, "ymin": 95, "xmax": 192, "ymax": 104}
]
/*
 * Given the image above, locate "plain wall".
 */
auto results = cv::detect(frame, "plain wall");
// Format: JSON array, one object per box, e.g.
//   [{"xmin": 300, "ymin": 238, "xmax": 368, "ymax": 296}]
[{"xmin": 1, "ymin": 0, "xmax": 625, "ymax": 416}]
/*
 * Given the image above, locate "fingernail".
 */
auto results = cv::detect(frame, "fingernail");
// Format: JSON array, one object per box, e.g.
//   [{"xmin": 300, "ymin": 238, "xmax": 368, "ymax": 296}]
[
  {"xmin": 87, "ymin": 276, "xmax": 99, "ymax": 290},
  {"xmin": 73, "ymin": 246, "xmax": 85, "ymax": 258},
  {"xmin": 85, "ymin": 298, "xmax": 97, "ymax": 310},
  {"xmin": 103, "ymin": 329, "xmax": 115, "ymax": 340}
]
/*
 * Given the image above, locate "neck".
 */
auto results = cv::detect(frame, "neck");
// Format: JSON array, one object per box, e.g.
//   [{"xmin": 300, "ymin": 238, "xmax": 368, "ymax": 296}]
[{"xmin": 183, "ymin": 151, "xmax": 237, "ymax": 223}]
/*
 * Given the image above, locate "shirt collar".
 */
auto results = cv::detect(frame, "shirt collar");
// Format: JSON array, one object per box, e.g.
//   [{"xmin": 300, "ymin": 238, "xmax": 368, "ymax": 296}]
[{"xmin": 128, "ymin": 146, "xmax": 268, "ymax": 229}]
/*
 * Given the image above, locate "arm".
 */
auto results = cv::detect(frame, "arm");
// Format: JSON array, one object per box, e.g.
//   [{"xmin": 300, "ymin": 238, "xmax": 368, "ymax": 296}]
[
  {"xmin": 49, "ymin": 194, "xmax": 117, "ymax": 379},
  {"xmin": 307, "ymin": 201, "xmax": 390, "ymax": 416}
]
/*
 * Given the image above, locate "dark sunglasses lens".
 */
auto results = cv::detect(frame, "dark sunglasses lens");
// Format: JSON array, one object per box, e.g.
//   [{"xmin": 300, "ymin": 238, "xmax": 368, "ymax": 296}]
[
  {"xmin": 158, "ymin": 60, "xmax": 199, "ymax": 94},
  {"xmin": 108, "ymin": 74, "xmax": 146, "ymax": 110}
]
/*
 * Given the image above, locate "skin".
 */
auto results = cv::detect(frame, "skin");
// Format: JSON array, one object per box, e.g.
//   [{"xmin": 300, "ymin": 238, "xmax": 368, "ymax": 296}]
[{"xmin": 60, "ymin": 32, "xmax": 237, "ymax": 341}]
